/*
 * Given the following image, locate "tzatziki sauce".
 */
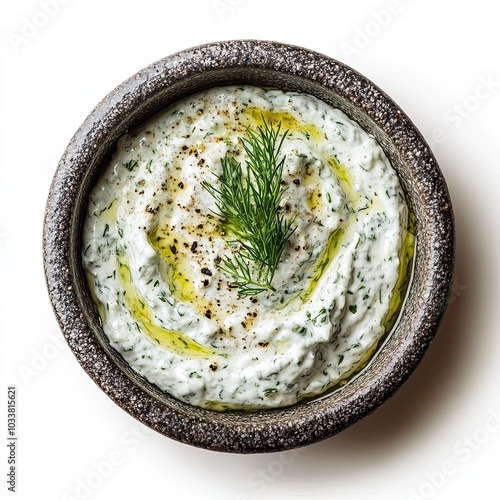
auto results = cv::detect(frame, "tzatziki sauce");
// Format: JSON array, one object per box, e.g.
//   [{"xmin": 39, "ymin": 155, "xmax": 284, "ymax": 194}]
[{"xmin": 82, "ymin": 85, "xmax": 413, "ymax": 410}]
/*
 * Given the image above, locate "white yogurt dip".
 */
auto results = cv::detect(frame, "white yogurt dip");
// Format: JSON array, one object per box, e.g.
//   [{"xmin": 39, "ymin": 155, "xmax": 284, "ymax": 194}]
[{"xmin": 82, "ymin": 85, "xmax": 413, "ymax": 409}]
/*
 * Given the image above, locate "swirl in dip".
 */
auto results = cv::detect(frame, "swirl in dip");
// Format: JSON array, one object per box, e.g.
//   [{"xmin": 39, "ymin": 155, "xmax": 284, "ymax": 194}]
[{"xmin": 82, "ymin": 85, "xmax": 413, "ymax": 410}]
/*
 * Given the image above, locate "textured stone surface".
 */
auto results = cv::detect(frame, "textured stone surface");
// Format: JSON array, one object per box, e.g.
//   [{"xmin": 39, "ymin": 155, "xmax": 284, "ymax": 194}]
[{"xmin": 43, "ymin": 40, "xmax": 455, "ymax": 453}]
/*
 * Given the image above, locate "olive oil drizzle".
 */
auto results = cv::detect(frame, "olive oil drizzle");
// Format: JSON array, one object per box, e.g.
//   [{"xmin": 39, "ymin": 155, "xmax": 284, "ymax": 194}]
[
  {"xmin": 117, "ymin": 256, "xmax": 213, "ymax": 358},
  {"xmin": 148, "ymin": 226, "xmax": 198, "ymax": 302},
  {"xmin": 300, "ymin": 226, "xmax": 345, "ymax": 302},
  {"xmin": 381, "ymin": 218, "xmax": 416, "ymax": 333}
]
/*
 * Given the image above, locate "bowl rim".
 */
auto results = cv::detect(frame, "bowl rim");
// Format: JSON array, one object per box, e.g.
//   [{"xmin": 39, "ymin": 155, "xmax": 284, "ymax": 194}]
[{"xmin": 43, "ymin": 39, "xmax": 455, "ymax": 453}]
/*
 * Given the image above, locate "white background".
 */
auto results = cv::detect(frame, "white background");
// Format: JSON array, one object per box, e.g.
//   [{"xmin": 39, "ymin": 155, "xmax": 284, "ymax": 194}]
[{"xmin": 1, "ymin": 1, "xmax": 499, "ymax": 499}]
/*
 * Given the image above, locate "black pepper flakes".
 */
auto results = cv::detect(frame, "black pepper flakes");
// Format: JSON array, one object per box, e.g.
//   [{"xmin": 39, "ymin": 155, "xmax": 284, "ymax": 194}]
[
  {"xmin": 169, "ymin": 244, "xmax": 177, "ymax": 254},
  {"xmin": 191, "ymin": 241, "xmax": 198, "ymax": 253},
  {"xmin": 201, "ymin": 267, "xmax": 213, "ymax": 276}
]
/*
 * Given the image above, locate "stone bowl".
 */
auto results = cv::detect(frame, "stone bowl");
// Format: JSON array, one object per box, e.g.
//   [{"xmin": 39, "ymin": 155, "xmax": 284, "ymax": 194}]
[{"xmin": 43, "ymin": 40, "xmax": 454, "ymax": 453}]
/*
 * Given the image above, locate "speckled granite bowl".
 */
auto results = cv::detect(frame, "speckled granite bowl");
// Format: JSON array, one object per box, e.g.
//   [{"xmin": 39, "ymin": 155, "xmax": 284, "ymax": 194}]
[{"xmin": 43, "ymin": 40, "xmax": 454, "ymax": 453}]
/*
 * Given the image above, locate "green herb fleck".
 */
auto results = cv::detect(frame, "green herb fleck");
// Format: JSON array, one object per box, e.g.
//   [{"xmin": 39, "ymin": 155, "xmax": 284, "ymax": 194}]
[
  {"xmin": 263, "ymin": 388, "xmax": 278, "ymax": 396},
  {"xmin": 124, "ymin": 160, "xmax": 138, "ymax": 172}
]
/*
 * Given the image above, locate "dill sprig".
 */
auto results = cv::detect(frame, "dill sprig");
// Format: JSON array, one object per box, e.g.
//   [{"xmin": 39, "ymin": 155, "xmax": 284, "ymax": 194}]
[{"xmin": 203, "ymin": 119, "xmax": 296, "ymax": 296}]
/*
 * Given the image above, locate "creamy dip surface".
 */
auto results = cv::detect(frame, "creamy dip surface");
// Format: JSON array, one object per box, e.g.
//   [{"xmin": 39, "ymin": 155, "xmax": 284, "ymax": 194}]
[{"xmin": 82, "ymin": 85, "xmax": 412, "ymax": 410}]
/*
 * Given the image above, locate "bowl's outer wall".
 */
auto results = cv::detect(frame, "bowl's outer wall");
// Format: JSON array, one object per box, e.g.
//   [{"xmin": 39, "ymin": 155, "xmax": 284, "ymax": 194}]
[{"xmin": 43, "ymin": 40, "xmax": 455, "ymax": 453}]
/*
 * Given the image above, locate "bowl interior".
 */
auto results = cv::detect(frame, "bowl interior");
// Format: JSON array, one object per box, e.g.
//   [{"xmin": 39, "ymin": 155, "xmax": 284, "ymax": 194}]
[{"xmin": 44, "ymin": 40, "xmax": 454, "ymax": 453}]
